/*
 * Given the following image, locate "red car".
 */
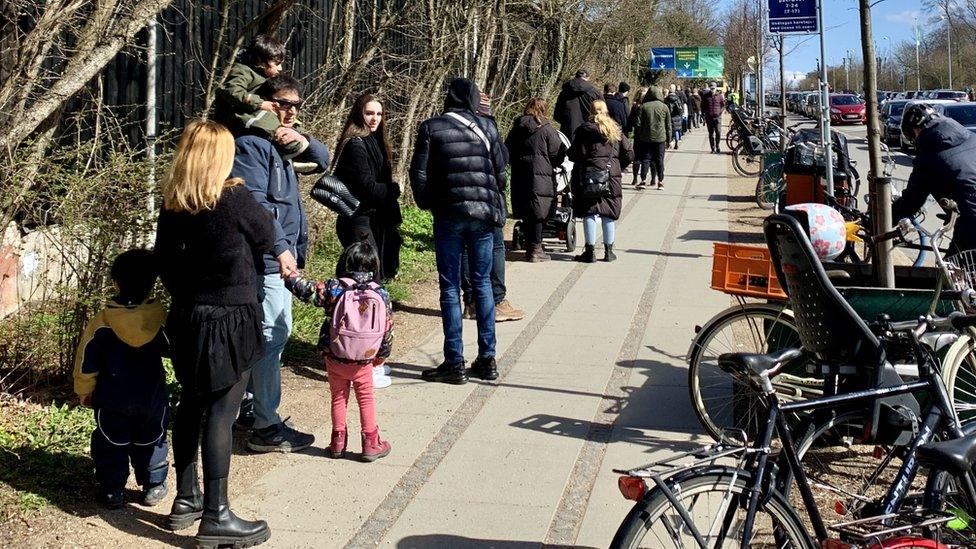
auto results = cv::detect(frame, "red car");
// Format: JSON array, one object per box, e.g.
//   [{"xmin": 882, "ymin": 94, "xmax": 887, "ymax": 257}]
[{"xmin": 830, "ymin": 94, "xmax": 866, "ymax": 124}]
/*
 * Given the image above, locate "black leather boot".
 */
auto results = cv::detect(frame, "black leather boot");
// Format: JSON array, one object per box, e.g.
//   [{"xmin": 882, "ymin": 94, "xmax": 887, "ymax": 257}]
[
  {"xmin": 574, "ymin": 244, "xmax": 596, "ymax": 263},
  {"xmin": 167, "ymin": 463, "xmax": 203, "ymax": 531},
  {"xmin": 421, "ymin": 361, "xmax": 468, "ymax": 385},
  {"xmin": 604, "ymin": 244, "xmax": 617, "ymax": 262},
  {"xmin": 195, "ymin": 478, "xmax": 270, "ymax": 548}
]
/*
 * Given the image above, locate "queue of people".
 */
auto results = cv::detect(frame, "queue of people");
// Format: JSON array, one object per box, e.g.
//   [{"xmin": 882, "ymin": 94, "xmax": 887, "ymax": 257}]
[{"xmin": 70, "ymin": 35, "xmax": 724, "ymax": 545}]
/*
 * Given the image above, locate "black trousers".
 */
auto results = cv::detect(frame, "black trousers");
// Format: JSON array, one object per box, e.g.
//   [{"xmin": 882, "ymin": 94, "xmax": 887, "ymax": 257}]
[
  {"xmin": 634, "ymin": 140, "xmax": 666, "ymax": 184},
  {"xmin": 91, "ymin": 407, "xmax": 169, "ymax": 490},
  {"xmin": 648, "ymin": 141, "xmax": 667, "ymax": 184},
  {"xmin": 172, "ymin": 371, "xmax": 250, "ymax": 481},
  {"xmin": 705, "ymin": 116, "xmax": 722, "ymax": 151},
  {"xmin": 523, "ymin": 218, "xmax": 545, "ymax": 245}
]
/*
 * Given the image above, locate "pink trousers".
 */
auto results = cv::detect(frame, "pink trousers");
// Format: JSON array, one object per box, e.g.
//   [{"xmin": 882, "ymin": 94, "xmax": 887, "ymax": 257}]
[{"xmin": 326, "ymin": 358, "xmax": 377, "ymax": 434}]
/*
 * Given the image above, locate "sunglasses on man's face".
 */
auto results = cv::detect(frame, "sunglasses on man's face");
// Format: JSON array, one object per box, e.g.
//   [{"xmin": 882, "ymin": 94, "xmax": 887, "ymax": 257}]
[{"xmin": 273, "ymin": 98, "xmax": 304, "ymax": 111}]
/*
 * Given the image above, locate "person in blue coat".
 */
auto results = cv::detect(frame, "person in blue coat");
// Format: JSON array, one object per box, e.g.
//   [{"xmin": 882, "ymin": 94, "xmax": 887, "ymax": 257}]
[{"xmin": 230, "ymin": 74, "xmax": 330, "ymax": 453}]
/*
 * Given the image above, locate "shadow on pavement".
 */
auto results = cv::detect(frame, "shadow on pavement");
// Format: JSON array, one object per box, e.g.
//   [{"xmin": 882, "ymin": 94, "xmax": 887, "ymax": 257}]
[
  {"xmin": 396, "ymin": 534, "xmax": 598, "ymax": 548},
  {"xmin": 706, "ymin": 193, "xmax": 756, "ymax": 203},
  {"xmin": 679, "ymin": 229, "xmax": 764, "ymax": 244}
]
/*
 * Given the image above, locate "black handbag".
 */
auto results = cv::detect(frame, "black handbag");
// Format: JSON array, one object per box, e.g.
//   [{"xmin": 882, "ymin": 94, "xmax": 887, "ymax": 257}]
[
  {"xmin": 309, "ymin": 139, "xmax": 360, "ymax": 217},
  {"xmin": 580, "ymin": 142, "xmax": 617, "ymax": 199}
]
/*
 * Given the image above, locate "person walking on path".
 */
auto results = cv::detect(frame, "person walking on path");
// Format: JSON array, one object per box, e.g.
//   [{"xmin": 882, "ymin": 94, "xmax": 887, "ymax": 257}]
[
  {"xmin": 701, "ymin": 83, "xmax": 726, "ymax": 154},
  {"xmin": 284, "ymin": 242, "xmax": 394, "ymax": 462},
  {"xmin": 632, "ymin": 86, "xmax": 671, "ymax": 190},
  {"xmin": 617, "ymin": 81, "xmax": 632, "ymax": 112},
  {"xmin": 230, "ymin": 75, "xmax": 329, "ymax": 453},
  {"xmin": 570, "ymin": 100, "xmax": 634, "ymax": 263},
  {"xmin": 665, "ymin": 85, "xmax": 684, "ymax": 149},
  {"xmin": 332, "ymin": 93, "xmax": 403, "ymax": 283},
  {"xmin": 690, "ymin": 87, "xmax": 702, "ymax": 128},
  {"xmin": 505, "ymin": 97, "xmax": 568, "ymax": 262},
  {"xmin": 624, "ymin": 86, "xmax": 648, "ymax": 137},
  {"xmin": 554, "ymin": 69, "xmax": 602, "ymax": 139},
  {"xmin": 410, "ymin": 78, "xmax": 508, "ymax": 385},
  {"xmin": 155, "ymin": 120, "xmax": 275, "ymax": 547},
  {"xmin": 603, "ymin": 83, "xmax": 629, "ymax": 131}
]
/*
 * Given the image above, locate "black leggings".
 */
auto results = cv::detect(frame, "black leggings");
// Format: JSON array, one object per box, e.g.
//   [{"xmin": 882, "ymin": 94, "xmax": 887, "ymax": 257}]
[
  {"xmin": 523, "ymin": 218, "xmax": 545, "ymax": 245},
  {"xmin": 172, "ymin": 372, "xmax": 250, "ymax": 481}
]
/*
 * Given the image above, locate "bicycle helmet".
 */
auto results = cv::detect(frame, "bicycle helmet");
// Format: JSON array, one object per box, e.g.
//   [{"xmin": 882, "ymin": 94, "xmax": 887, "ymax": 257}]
[
  {"xmin": 901, "ymin": 102, "xmax": 939, "ymax": 144},
  {"xmin": 784, "ymin": 203, "xmax": 847, "ymax": 260}
]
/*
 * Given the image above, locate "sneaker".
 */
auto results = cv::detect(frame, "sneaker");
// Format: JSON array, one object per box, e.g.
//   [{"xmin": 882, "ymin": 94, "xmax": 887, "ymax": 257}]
[
  {"xmin": 470, "ymin": 356, "xmax": 499, "ymax": 381},
  {"xmin": 247, "ymin": 422, "xmax": 314, "ymax": 453},
  {"xmin": 233, "ymin": 414, "xmax": 256, "ymax": 433},
  {"xmin": 142, "ymin": 482, "xmax": 168, "ymax": 507},
  {"xmin": 382, "ymin": 363, "xmax": 391, "ymax": 375},
  {"xmin": 100, "ymin": 487, "xmax": 124, "ymax": 510},
  {"xmin": 421, "ymin": 361, "xmax": 468, "ymax": 385},
  {"xmin": 373, "ymin": 366, "xmax": 392, "ymax": 389},
  {"xmin": 495, "ymin": 299, "xmax": 524, "ymax": 322}
]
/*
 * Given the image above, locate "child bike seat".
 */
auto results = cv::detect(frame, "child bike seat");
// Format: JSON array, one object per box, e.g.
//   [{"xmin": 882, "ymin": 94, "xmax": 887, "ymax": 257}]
[{"xmin": 917, "ymin": 433, "xmax": 976, "ymax": 476}]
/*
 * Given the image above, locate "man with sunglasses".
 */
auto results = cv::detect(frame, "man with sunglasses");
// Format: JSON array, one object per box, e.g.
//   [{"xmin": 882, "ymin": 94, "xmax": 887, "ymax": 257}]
[{"xmin": 231, "ymin": 74, "xmax": 330, "ymax": 453}]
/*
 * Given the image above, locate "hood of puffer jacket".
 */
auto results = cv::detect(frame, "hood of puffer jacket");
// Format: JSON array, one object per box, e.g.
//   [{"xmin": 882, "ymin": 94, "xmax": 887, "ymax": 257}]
[
  {"xmin": 102, "ymin": 299, "xmax": 166, "ymax": 348},
  {"xmin": 444, "ymin": 78, "xmax": 481, "ymax": 113},
  {"xmin": 645, "ymin": 86, "xmax": 664, "ymax": 102},
  {"xmin": 563, "ymin": 77, "xmax": 594, "ymax": 94},
  {"xmin": 513, "ymin": 114, "xmax": 547, "ymax": 134},
  {"xmin": 916, "ymin": 116, "xmax": 975, "ymax": 154}
]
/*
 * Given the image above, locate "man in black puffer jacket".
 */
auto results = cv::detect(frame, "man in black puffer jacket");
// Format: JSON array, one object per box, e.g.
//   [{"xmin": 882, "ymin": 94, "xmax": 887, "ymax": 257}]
[
  {"xmin": 410, "ymin": 78, "xmax": 509, "ymax": 385},
  {"xmin": 893, "ymin": 104, "xmax": 976, "ymax": 253}
]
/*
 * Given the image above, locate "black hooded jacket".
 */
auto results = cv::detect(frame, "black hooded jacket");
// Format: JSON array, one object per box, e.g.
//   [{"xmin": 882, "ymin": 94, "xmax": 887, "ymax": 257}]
[
  {"xmin": 554, "ymin": 77, "xmax": 602, "ymax": 138},
  {"xmin": 893, "ymin": 117, "xmax": 976, "ymax": 252},
  {"xmin": 409, "ymin": 78, "xmax": 509, "ymax": 227},
  {"xmin": 505, "ymin": 115, "xmax": 568, "ymax": 220}
]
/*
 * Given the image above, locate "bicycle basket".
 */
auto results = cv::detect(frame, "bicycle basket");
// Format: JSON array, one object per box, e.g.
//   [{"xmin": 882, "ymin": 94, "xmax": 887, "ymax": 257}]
[{"xmin": 945, "ymin": 249, "xmax": 976, "ymax": 292}]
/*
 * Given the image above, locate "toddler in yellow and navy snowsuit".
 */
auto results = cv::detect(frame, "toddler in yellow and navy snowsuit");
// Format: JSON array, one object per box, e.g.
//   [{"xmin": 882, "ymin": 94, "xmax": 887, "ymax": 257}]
[{"xmin": 73, "ymin": 249, "xmax": 170, "ymax": 509}]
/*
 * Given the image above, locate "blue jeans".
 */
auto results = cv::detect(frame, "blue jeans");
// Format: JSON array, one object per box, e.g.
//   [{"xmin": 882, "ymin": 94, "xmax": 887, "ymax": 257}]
[
  {"xmin": 434, "ymin": 217, "xmax": 496, "ymax": 364},
  {"xmin": 582, "ymin": 215, "xmax": 615, "ymax": 246},
  {"xmin": 249, "ymin": 274, "xmax": 292, "ymax": 429},
  {"xmin": 460, "ymin": 226, "xmax": 506, "ymax": 306}
]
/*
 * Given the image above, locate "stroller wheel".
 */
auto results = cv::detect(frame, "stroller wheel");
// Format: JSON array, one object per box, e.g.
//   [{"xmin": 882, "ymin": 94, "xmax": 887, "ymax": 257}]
[
  {"xmin": 511, "ymin": 222, "xmax": 523, "ymax": 251},
  {"xmin": 565, "ymin": 219, "xmax": 577, "ymax": 253}
]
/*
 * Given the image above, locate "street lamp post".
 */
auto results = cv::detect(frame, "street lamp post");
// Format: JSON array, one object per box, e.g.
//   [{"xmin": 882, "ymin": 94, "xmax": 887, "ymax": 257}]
[{"xmin": 915, "ymin": 16, "xmax": 922, "ymax": 91}]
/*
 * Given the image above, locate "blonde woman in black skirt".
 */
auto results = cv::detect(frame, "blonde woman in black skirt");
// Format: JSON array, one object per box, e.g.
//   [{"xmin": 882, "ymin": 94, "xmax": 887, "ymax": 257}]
[{"xmin": 154, "ymin": 120, "xmax": 283, "ymax": 548}]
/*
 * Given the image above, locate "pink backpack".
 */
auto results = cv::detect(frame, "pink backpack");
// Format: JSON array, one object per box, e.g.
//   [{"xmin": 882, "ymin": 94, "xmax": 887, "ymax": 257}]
[{"xmin": 328, "ymin": 278, "xmax": 387, "ymax": 362}]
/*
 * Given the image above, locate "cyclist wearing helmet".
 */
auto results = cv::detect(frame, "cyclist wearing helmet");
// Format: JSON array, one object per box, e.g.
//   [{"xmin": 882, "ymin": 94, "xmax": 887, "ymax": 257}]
[{"xmin": 892, "ymin": 102, "xmax": 976, "ymax": 252}]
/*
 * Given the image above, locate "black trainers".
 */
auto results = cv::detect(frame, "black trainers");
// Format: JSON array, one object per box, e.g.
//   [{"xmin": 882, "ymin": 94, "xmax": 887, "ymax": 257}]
[
  {"xmin": 421, "ymin": 361, "xmax": 468, "ymax": 385},
  {"xmin": 100, "ymin": 487, "xmax": 125, "ymax": 510},
  {"xmin": 233, "ymin": 414, "xmax": 256, "ymax": 433},
  {"xmin": 142, "ymin": 482, "xmax": 169, "ymax": 507},
  {"xmin": 246, "ymin": 422, "xmax": 314, "ymax": 453},
  {"xmin": 470, "ymin": 357, "xmax": 498, "ymax": 381}
]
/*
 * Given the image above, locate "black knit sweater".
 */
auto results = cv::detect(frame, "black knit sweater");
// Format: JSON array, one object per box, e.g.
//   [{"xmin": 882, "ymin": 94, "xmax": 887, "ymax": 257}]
[{"xmin": 155, "ymin": 185, "xmax": 276, "ymax": 305}]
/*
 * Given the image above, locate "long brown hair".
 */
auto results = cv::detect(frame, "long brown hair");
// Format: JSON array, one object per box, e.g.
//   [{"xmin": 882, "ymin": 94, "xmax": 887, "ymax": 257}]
[
  {"xmin": 336, "ymin": 94, "xmax": 392, "ymax": 162},
  {"xmin": 161, "ymin": 120, "xmax": 241, "ymax": 214},
  {"xmin": 590, "ymin": 100, "xmax": 622, "ymax": 143},
  {"xmin": 524, "ymin": 97, "xmax": 548, "ymax": 123}
]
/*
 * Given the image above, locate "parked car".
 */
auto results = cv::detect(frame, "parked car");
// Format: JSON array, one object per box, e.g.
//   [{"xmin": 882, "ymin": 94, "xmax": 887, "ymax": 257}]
[
  {"xmin": 804, "ymin": 93, "xmax": 820, "ymax": 118},
  {"xmin": 900, "ymin": 99, "xmax": 958, "ymax": 151},
  {"xmin": 830, "ymin": 94, "xmax": 866, "ymax": 124},
  {"xmin": 928, "ymin": 89, "xmax": 969, "ymax": 102},
  {"xmin": 879, "ymin": 99, "xmax": 909, "ymax": 146},
  {"xmin": 933, "ymin": 102, "xmax": 976, "ymax": 134}
]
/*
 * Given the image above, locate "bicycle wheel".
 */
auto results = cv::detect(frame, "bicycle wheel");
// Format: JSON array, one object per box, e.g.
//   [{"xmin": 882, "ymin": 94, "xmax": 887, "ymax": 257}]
[
  {"xmin": 610, "ymin": 471, "xmax": 815, "ymax": 548},
  {"xmin": 941, "ymin": 335, "xmax": 976, "ymax": 429},
  {"xmin": 726, "ymin": 129, "xmax": 740, "ymax": 150},
  {"xmin": 756, "ymin": 161, "xmax": 785, "ymax": 210},
  {"xmin": 925, "ymin": 457, "xmax": 976, "ymax": 543},
  {"xmin": 732, "ymin": 143, "xmax": 762, "ymax": 177},
  {"xmin": 688, "ymin": 303, "xmax": 812, "ymax": 444}
]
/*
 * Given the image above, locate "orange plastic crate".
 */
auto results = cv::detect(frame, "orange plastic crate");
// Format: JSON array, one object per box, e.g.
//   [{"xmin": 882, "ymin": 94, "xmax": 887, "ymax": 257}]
[{"xmin": 711, "ymin": 242, "xmax": 787, "ymax": 299}]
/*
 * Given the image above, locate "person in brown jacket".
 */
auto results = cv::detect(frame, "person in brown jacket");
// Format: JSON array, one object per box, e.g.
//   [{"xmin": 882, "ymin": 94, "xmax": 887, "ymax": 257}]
[{"xmin": 569, "ymin": 100, "xmax": 635, "ymax": 263}]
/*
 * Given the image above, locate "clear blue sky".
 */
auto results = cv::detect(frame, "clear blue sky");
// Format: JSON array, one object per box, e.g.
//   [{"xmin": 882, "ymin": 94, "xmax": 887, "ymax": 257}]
[{"xmin": 775, "ymin": 0, "xmax": 927, "ymax": 86}]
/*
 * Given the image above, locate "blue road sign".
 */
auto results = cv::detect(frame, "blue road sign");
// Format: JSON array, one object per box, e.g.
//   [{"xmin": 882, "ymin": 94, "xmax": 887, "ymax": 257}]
[
  {"xmin": 650, "ymin": 48, "xmax": 675, "ymax": 70},
  {"xmin": 768, "ymin": 0, "xmax": 818, "ymax": 34}
]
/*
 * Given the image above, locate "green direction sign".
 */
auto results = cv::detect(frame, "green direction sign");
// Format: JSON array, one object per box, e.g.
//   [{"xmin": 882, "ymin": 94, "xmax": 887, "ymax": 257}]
[
  {"xmin": 695, "ymin": 47, "xmax": 725, "ymax": 78},
  {"xmin": 675, "ymin": 48, "xmax": 699, "ymax": 77}
]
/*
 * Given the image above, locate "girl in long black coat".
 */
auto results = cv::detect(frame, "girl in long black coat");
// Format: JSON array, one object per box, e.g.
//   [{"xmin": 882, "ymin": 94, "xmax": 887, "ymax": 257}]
[
  {"xmin": 333, "ymin": 94, "xmax": 403, "ymax": 281},
  {"xmin": 569, "ymin": 100, "xmax": 634, "ymax": 263},
  {"xmin": 505, "ymin": 98, "xmax": 568, "ymax": 262}
]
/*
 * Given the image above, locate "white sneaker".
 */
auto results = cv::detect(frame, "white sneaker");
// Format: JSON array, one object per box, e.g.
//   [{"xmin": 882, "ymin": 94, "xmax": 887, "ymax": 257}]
[
  {"xmin": 373, "ymin": 366, "xmax": 392, "ymax": 389},
  {"xmin": 382, "ymin": 363, "xmax": 392, "ymax": 375}
]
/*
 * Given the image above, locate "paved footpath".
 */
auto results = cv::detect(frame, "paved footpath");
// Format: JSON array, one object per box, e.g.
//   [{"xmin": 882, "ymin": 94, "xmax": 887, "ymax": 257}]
[{"xmin": 236, "ymin": 128, "xmax": 732, "ymax": 548}]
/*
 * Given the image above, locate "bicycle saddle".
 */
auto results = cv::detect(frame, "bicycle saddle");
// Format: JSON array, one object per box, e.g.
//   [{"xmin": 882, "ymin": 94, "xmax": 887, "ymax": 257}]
[
  {"xmin": 718, "ymin": 348, "xmax": 804, "ymax": 389},
  {"xmin": 917, "ymin": 433, "xmax": 976, "ymax": 476}
]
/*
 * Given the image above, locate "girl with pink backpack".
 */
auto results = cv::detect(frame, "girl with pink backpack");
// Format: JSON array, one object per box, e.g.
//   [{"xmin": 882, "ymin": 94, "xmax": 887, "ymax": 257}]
[{"xmin": 285, "ymin": 242, "xmax": 393, "ymax": 461}]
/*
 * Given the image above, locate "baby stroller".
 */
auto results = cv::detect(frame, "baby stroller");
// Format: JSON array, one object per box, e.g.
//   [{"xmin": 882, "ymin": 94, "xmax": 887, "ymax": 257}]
[{"xmin": 511, "ymin": 130, "xmax": 577, "ymax": 253}]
